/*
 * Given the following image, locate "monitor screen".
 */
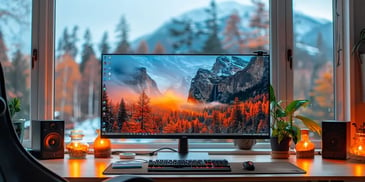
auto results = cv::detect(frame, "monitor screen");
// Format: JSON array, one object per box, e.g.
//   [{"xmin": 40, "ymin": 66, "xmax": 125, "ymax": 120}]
[{"xmin": 101, "ymin": 54, "xmax": 270, "ymax": 139}]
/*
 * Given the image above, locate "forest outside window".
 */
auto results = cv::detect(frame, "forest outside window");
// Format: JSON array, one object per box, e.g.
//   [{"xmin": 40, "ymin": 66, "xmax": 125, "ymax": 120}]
[
  {"xmin": 0, "ymin": 0, "xmax": 32, "ymax": 141},
  {"xmin": 20, "ymin": 0, "xmax": 336, "ymax": 149},
  {"xmin": 54, "ymin": 0, "xmax": 270, "ymax": 145}
]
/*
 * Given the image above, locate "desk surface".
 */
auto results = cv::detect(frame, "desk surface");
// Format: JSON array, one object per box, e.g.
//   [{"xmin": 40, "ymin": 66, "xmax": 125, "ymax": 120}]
[{"xmin": 40, "ymin": 154, "xmax": 365, "ymax": 182}]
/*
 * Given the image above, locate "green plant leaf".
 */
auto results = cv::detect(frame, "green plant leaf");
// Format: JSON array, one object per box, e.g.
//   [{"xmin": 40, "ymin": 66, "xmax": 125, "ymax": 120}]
[
  {"xmin": 285, "ymin": 100, "xmax": 309, "ymax": 115},
  {"xmin": 8, "ymin": 97, "xmax": 21, "ymax": 118},
  {"xmin": 286, "ymin": 125, "xmax": 299, "ymax": 144},
  {"xmin": 295, "ymin": 115, "xmax": 322, "ymax": 136},
  {"xmin": 275, "ymin": 109, "xmax": 286, "ymax": 118},
  {"xmin": 269, "ymin": 85, "xmax": 276, "ymax": 103}
]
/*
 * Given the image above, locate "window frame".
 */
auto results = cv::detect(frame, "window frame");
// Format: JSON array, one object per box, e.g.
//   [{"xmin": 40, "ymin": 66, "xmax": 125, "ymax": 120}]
[
  {"xmin": 31, "ymin": 0, "xmax": 55, "ymax": 120},
  {"xmin": 31, "ymin": 0, "xmax": 350, "ymax": 150}
]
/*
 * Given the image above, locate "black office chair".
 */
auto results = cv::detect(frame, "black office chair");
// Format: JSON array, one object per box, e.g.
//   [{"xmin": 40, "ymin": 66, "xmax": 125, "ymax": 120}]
[
  {"xmin": 0, "ymin": 63, "xmax": 66, "ymax": 181},
  {"xmin": 0, "ymin": 61, "xmax": 152, "ymax": 182}
]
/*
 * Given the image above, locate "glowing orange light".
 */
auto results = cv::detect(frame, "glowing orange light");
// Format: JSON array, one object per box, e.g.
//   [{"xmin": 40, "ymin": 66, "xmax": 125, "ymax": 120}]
[
  {"xmin": 304, "ymin": 141, "xmax": 308, "ymax": 149},
  {"xmin": 295, "ymin": 129, "xmax": 315, "ymax": 158},
  {"xmin": 358, "ymin": 145, "xmax": 363, "ymax": 151},
  {"xmin": 66, "ymin": 130, "xmax": 89, "ymax": 159},
  {"xmin": 354, "ymin": 164, "xmax": 365, "ymax": 176},
  {"xmin": 69, "ymin": 159, "xmax": 81, "ymax": 177},
  {"xmin": 94, "ymin": 129, "xmax": 111, "ymax": 158},
  {"xmin": 350, "ymin": 133, "xmax": 365, "ymax": 160}
]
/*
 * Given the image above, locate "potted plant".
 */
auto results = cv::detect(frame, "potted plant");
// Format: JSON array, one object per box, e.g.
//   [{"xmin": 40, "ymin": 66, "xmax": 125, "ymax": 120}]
[
  {"xmin": 269, "ymin": 85, "xmax": 321, "ymax": 158},
  {"xmin": 8, "ymin": 97, "xmax": 25, "ymax": 141},
  {"xmin": 352, "ymin": 28, "xmax": 365, "ymax": 102}
]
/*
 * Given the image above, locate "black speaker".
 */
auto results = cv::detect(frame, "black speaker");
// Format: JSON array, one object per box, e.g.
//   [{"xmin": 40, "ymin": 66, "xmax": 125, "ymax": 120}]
[
  {"xmin": 322, "ymin": 120, "xmax": 350, "ymax": 159},
  {"xmin": 31, "ymin": 120, "xmax": 64, "ymax": 159}
]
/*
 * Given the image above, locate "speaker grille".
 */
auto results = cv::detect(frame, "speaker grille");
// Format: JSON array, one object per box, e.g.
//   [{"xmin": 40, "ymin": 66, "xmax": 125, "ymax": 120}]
[
  {"xmin": 31, "ymin": 120, "xmax": 64, "ymax": 159},
  {"xmin": 44, "ymin": 133, "xmax": 62, "ymax": 151}
]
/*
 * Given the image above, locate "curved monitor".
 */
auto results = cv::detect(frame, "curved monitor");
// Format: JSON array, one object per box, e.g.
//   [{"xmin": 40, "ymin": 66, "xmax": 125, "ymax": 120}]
[{"xmin": 100, "ymin": 54, "xmax": 270, "ymax": 141}]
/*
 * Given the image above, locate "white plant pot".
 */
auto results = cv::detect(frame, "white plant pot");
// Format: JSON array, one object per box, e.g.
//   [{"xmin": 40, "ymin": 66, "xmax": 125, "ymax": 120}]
[{"xmin": 360, "ymin": 54, "xmax": 365, "ymax": 102}]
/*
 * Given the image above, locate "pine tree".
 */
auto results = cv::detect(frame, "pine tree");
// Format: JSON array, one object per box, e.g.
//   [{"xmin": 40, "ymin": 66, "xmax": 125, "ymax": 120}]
[
  {"xmin": 248, "ymin": 0, "xmax": 269, "ymax": 51},
  {"xmin": 223, "ymin": 11, "xmax": 244, "ymax": 53},
  {"xmin": 115, "ymin": 15, "xmax": 131, "ymax": 53},
  {"xmin": 0, "ymin": 30, "xmax": 8, "ymax": 62},
  {"xmin": 57, "ymin": 28, "xmax": 69, "ymax": 57},
  {"xmin": 117, "ymin": 98, "xmax": 128, "ymax": 131},
  {"xmin": 169, "ymin": 19, "xmax": 202, "ymax": 53},
  {"xmin": 304, "ymin": 62, "xmax": 334, "ymax": 121},
  {"xmin": 9, "ymin": 49, "xmax": 28, "ymax": 96},
  {"xmin": 153, "ymin": 42, "xmax": 165, "ymax": 54},
  {"xmin": 133, "ymin": 90, "xmax": 152, "ymax": 131},
  {"xmin": 211, "ymin": 110, "xmax": 221, "ymax": 133},
  {"xmin": 0, "ymin": 29, "xmax": 13, "ymax": 91},
  {"xmin": 54, "ymin": 53, "xmax": 81, "ymax": 121},
  {"xmin": 308, "ymin": 32, "xmax": 328, "ymax": 100},
  {"xmin": 80, "ymin": 29, "xmax": 95, "ymax": 73},
  {"xmin": 79, "ymin": 54, "xmax": 100, "ymax": 119},
  {"xmin": 8, "ymin": 48, "xmax": 30, "ymax": 118},
  {"xmin": 98, "ymin": 31, "xmax": 110, "ymax": 56},
  {"xmin": 230, "ymin": 97, "xmax": 243, "ymax": 133},
  {"xmin": 70, "ymin": 26, "xmax": 79, "ymax": 58},
  {"xmin": 136, "ymin": 40, "xmax": 149, "ymax": 53},
  {"xmin": 202, "ymin": 0, "xmax": 224, "ymax": 54},
  {"xmin": 57, "ymin": 26, "xmax": 79, "ymax": 58}
]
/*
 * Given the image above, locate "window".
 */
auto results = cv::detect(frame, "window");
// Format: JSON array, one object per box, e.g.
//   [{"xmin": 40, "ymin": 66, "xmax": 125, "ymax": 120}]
[
  {"xmin": 0, "ymin": 0, "xmax": 32, "ymax": 141},
  {"xmin": 54, "ymin": 0, "xmax": 270, "ymax": 145},
  {"xmin": 32, "ymin": 0, "xmax": 337, "ymax": 149},
  {"xmin": 292, "ymin": 0, "xmax": 334, "ymax": 139}
]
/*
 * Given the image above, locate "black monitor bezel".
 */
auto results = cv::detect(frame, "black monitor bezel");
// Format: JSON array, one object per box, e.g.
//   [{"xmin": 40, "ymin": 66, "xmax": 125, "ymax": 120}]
[{"xmin": 100, "ymin": 53, "xmax": 270, "ymax": 139}]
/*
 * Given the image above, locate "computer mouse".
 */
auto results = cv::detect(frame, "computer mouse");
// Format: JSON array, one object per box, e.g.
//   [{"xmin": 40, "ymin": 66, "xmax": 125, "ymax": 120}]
[{"xmin": 242, "ymin": 161, "xmax": 255, "ymax": 171}]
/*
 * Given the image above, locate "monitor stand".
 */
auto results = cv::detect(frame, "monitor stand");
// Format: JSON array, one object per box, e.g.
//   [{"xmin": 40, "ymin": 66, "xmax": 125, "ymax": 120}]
[{"xmin": 156, "ymin": 137, "xmax": 209, "ymax": 160}]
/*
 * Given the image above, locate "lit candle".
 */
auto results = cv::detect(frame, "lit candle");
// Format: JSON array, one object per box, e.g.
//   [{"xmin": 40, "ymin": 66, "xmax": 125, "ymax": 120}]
[
  {"xmin": 295, "ymin": 129, "xmax": 315, "ymax": 158},
  {"xmin": 304, "ymin": 141, "xmax": 308, "ymax": 149},
  {"xmin": 66, "ymin": 130, "xmax": 89, "ymax": 159},
  {"xmin": 350, "ymin": 132, "xmax": 365, "ymax": 159},
  {"xmin": 94, "ymin": 129, "xmax": 111, "ymax": 158}
]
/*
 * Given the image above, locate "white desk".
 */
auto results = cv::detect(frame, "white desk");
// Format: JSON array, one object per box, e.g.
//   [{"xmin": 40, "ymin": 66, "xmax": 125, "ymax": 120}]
[{"xmin": 40, "ymin": 154, "xmax": 365, "ymax": 182}]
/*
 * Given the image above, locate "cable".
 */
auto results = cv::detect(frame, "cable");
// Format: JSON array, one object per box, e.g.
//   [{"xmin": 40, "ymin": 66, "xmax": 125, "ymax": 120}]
[
  {"xmin": 112, "ymin": 147, "xmax": 178, "ymax": 156},
  {"xmin": 149, "ymin": 147, "xmax": 177, "ymax": 156}
]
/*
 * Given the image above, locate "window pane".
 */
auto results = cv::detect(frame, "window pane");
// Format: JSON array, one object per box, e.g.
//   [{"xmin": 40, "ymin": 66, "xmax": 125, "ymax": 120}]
[
  {"xmin": 0, "ymin": 0, "xmax": 32, "ymax": 141},
  {"xmin": 293, "ymin": 0, "xmax": 334, "ymax": 138},
  {"xmin": 55, "ymin": 0, "xmax": 270, "ymax": 143}
]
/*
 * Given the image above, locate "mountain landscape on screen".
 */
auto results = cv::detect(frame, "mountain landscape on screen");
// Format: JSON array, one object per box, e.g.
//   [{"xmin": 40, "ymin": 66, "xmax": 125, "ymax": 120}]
[{"xmin": 101, "ymin": 55, "xmax": 270, "ymax": 135}]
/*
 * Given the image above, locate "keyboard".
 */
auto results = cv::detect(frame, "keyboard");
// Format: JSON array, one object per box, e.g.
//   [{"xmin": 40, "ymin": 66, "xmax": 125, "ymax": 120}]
[{"xmin": 147, "ymin": 159, "xmax": 231, "ymax": 172}]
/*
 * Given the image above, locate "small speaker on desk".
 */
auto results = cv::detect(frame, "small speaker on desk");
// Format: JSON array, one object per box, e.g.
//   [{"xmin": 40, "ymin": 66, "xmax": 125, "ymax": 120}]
[
  {"xmin": 322, "ymin": 120, "xmax": 350, "ymax": 160},
  {"xmin": 31, "ymin": 120, "xmax": 64, "ymax": 160}
]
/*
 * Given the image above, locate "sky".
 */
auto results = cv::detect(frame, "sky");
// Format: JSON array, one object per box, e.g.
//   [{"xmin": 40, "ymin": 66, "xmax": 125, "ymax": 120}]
[{"xmin": 55, "ymin": 0, "xmax": 332, "ymax": 53}]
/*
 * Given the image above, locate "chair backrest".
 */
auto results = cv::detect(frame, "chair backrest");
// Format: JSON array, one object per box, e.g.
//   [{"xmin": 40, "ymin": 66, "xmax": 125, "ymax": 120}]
[{"xmin": 0, "ymin": 62, "xmax": 67, "ymax": 182}]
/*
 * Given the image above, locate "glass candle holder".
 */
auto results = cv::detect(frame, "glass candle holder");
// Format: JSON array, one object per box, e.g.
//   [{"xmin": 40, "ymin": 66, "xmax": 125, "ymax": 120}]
[
  {"xmin": 350, "ymin": 132, "xmax": 365, "ymax": 161},
  {"xmin": 66, "ymin": 130, "xmax": 89, "ymax": 159},
  {"xmin": 94, "ymin": 129, "xmax": 111, "ymax": 158},
  {"xmin": 295, "ymin": 129, "xmax": 315, "ymax": 158}
]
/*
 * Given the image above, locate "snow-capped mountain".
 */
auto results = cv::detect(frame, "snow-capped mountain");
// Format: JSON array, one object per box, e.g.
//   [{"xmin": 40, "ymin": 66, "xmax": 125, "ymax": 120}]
[{"xmin": 131, "ymin": 1, "xmax": 332, "ymax": 55}]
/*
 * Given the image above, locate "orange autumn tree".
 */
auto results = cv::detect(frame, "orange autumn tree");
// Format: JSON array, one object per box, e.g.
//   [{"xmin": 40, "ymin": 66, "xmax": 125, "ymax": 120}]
[{"xmin": 55, "ymin": 53, "xmax": 81, "ymax": 122}]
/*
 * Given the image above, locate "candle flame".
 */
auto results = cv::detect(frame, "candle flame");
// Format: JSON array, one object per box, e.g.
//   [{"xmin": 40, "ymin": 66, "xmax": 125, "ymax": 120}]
[
  {"xmin": 358, "ymin": 145, "xmax": 363, "ymax": 151},
  {"xmin": 304, "ymin": 141, "xmax": 308, "ymax": 148}
]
